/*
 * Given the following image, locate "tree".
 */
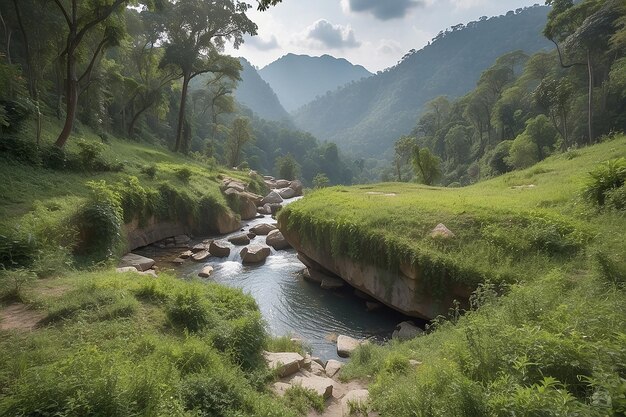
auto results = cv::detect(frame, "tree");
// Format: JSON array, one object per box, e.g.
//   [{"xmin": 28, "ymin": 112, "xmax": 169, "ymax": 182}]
[
  {"xmin": 313, "ymin": 173, "xmax": 329, "ymax": 189},
  {"xmin": 226, "ymin": 117, "xmax": 253, "ymax": 167},
  {"xmin": 444, "ymin": 126, "xmax": 471, "ymax": 164},
  {"xmin": 393, "ymin": 136, "xmax": 415, "ymax": 181},
  {"xmin": 523, "ymin": 114, "xmax": 558, "ymax": 158},
  {"xmin": 534, "ymin": 77, "xmax": 574, "ymax": 147},
  {"xmin": 275, "ymin": 154, "xmax": 299, "ymax": 180},
  {"xmin": 412, "ymin": 146, "xmax": 442, "ymax": 186},
  {"xmin": 507, "ymin": 133, "xmax": 539, "ymax": 169},
  {"xmin": 50, "ymin": 0, "xmax": 132, "ymax": 148},
  {"xmin": 161, "ymin": 0, "xmax": 256, "ymax": 152}
]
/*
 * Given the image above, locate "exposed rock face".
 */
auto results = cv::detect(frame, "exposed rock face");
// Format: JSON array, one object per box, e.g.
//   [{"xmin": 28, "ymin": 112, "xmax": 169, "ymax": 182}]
[
  {"xmin": 325, "ymin": 359, "xmax": 342, "ymax": 378},
  {"xmin": 119, "ymin": 253, "xmax": 155, "ymax": 271},
  {"xmin": 250, "ymin": 223, "xmax": 277, "ymax": 235},
  {"xmin": 264, "ymin": 352, "xmax": 305, "ymax": 377},
  {"xmin": 291, "ymin": 374, "xmax": 334, "ymax": 399},
  {"xmin": 198, "ymin": 265, "xmax": 214, "ymax": 278},
  {"xmin": 240, "ymin": 244, "xmax": 271, "ymax": 264},
  {"xmin": 279, "ymin": 219, "xmax": 472, "ymax": 319},
  {"xmin": 261, "ymin": 191, "xmax": 284, "ymax": 205},
  {"xmin": 209, "ymin": 241, "xmax": 230, "ymax": 258},
  {"xmin": 266, "ymin": 229, "xmax": 291, "ymax": 250},
  {"xmin": 392, "ymin": 321, "xmax": 424, "ymax": 341},
  {"xmin": 277, "ymin": 187, "xmax": 296, "ymax": 199},
  {"xmin": 275, "ymin": 179, "xmax": 291, "ymax": 188},
  {"xmin": 228, "ymin": 233, "xmax": 251, "ymax": 246},
  {"xmin": 337, "ymin": 335, "xmax": 362, "ymax": 358},
  {"xmin": 216, "ymin": 210, "xmax": 241, "ymax": 234},
  {"xmin": 289, "ymin": 180, "xmax": 303, "ymax": 196}
]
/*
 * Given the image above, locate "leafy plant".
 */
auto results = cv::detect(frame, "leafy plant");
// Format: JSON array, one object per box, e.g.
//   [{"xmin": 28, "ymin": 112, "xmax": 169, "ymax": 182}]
[
  {"xmin": 584, "ymin": 158, "xmax": 626, "ymax": 207},
  {"xmin": 175, "ymin": 167, "xmax": 193, "ymax": 183}
]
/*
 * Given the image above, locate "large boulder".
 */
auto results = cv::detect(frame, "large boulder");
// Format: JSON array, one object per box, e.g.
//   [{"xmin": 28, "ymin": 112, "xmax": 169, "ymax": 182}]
[
  {"xmin": 392, "ymin": 321, "xmax": 424, "ymax": 341},
  {"xmin": 290, "ymin": 374, "xmax": 334, "ymax": 399},
  {"xmin": 268, "ymin": 203, "xmax": 282, "ymax": 215},
  {"xmin": 209, "ymin": 240, "xmax": 230, "ymax": 258},
  {"xmin": 337, "ymin": 335, "xmax": 362, "ymax": 358},
  {"xmin": 250, "ymin": 223, "xmax": 277, "ymax": 235},
  {"xmin": 266, "ymin": 229, "xmax": 291, "ymax": 250},
  {"xmin": 228, "ymin": 233, "xmax": 251, "ymax": 246},
  {"xmin": 289, "ymin": 180, "xmax": 303, "ymax": 196},
  {"xmin": 277, "ymin": 187, "xmax": 296, "ymax": 199},
  {"xmin": 275, "ymin": 179, "xmax": 291, "ymax": 188},
  {"xmin": 239, "ymin": 198, "xmax": 258, "ymax": 220},
  {"xmin": 264, "ymin": 352, "xmax": 305, "ymax": 377},
  {"xmin": 119, "ymin": 253, "xmax": 155, "ymax": 272},
  {"xmin": 216, "ymin": 210, "xmax": 240, "ymax": 234},
  {"xmin": 324, "ymin": 359, "xmax": 342, "ymax": 378},
  {"xmin": 240, "ymin": 244, "xmax": 271, "ymax": 264},
  {"xmin": 261, "ymin": 191, "xmax": 283, "ymax": 205}
]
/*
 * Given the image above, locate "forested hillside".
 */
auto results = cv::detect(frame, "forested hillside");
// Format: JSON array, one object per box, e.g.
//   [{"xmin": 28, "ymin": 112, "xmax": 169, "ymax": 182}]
[
  {"xmin": 259, "ymin": 53, "xmax": 373, "ymax": 112},
  {"xmin": 234, "ymin": 58, "xmax": 290, "ymax": 122},
  {"xmin": 293, "ymin": 5, "xmax": 552, "ymax": 157}
]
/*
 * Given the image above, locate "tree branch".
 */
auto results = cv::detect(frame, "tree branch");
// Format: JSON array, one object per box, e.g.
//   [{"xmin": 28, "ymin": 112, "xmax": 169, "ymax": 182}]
[
  {"xmin": 78, "ymin": 36, "xmax": 108, "ymax": 89},
  {"xmin": 52, "ymin": 0, "xmax": 72, "ymax": 27},
  {"xmin": 551, "ymin": 39, "xmax": 585, "ymax": 68},
  {"xmin": 74, "ymin": 0, "xmax": 126, "ymax": 48}
]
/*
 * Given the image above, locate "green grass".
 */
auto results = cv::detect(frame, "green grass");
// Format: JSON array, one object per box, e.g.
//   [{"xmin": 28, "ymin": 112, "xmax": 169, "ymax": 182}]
[{"xmin": 0, "ymin": 270, "xmax": 304, "ymax": 417}]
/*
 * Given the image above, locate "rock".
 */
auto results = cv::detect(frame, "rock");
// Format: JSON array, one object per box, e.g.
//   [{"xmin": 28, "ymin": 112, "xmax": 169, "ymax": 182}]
[
  {"xmin": 250, "ymin": 223, "xmax": 277, "ymax": 235},
  {"xmin": 263, "ymin": 175, "xmax": 275, "ymax": 181},
  {"xmin": 365, "ymin": 301, "xmax": 382, "ymax": 312},
  {"xmin": 409, "ymin": 359, "xmax": 423, "ymax": 368},
  {"xmin": 191, "ymin": 243, "xmax": 208, "ymax": 253},
  {"xmin": 191, "ymin": 250, "xmax": 210, "ymax": 262},
  {"xmin": 174, "ymin": 234, "xmax": 191, "ymax": 246},
  {"xmin": 310, "ymin": 360, "xmax": 325, "ymax": 376},
  {"xmin": 261, "ymin": 191, "xmax": 283, "ymax": 205},
  {"xmin": 276, "ymin": 179, "xmax": 291, "ymax": 188},
  {"xmin": 290, "ymin": 374, "xmax": 334, "ymax": 399},
  {"xmin": 268, "ymin": 203, "xmax": 282, "ymax": 215},
  {"xmin": 277, "ymin": 187, "xmax": 296, "ymax": 199},
  {"xmin": 227, "ymin": 181, "xmax": 246, "ymax": 192},
  {"xmin": 257, "ymin": 205, "xmax": 270, "ymax": 215},
  {"xmin": 264, "ymin": 352, "xmax": 305, "ymax": 377},
  {"xmin": 272, "ymin": 382, "xmax": 291, "ymax": 397},
  {"xmin": 139, "ymin": 269, "xmax": 158, "ymax": 278},
  {"xmin": 119, "ymin": 253, "xmax": 155, "ymax": 272},
  {"xmin": 240, "ymin": 191, "xmax": 263, "ymax": 206},
  {"xmin": 289, "ymin": 180, "xmax": 303, "ymax": 196},
  {"xmin": 216, "ymin": 210, "xmax": 240, "ymax": 234},
  {"xmin": 320, "ymin": 276, "xmax": 345, "ymax": 290},
  {"xmin": 179, "ymin": 250, "xmax": 193, "ymax": 259},
  {"xmin": 337, "ymin": 335, "xmax": 361, "ymax": 358},
  {"xmin": 430, "ymin": 223, "xmax": 455, "ymax": 239},
  {"xmin": 228, "ymin": 233, "xmax": 251, "ymax": 246},
  {"xmin": 198, "ymin": 265, "xmax": 214, "ymax": 278},
  {"xmin": 171, "ymin": 257, "xmax": 185, "ymax": 265},
  {"xmin": 209, "ymin": 241, "xmax": 230, "ymax": 258},
  {"xmin": 265, "ymin": 180, "xmax": 277, "ymax": 189},
  {"xmin": 116, "ymin": 266, "xmax": 138, "ymax": 273},
  {"xmin": 392, "ymin": 321, "xmax": 424, "ymax": 341},
  {"xmin": 239, "ymin": 198, "xmax": 258, "ymax": 220},
  {"xmin": 341, "ymin": 390, "xmax": 370, "ymax": 416},
  {"xmin": 266, "ymin": 229, "xmax": 291, "ymax": 250},
  {"xmin": 240, "ymin": 244, "xmax": 271, "ymax": 264},
  {"xmin": 324, "ymin": 359, "xmax": 342, "ymax": 378},
  {"xmin": 311, "ymin": 357, "xmax": 324, "ymax": 367}
]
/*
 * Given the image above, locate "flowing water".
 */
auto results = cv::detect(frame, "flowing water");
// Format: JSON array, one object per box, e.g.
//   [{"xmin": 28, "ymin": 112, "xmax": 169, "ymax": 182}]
[{"xmin": 138, "ymin": 201, "xmax": 411, "ymax": 361}]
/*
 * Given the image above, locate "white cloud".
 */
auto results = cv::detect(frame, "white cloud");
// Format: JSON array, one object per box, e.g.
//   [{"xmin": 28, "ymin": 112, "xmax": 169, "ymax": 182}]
[
  {"xmin": 244, "ymin": 34, "xmax": 280, "ymax": 51},
  {"xmin": 297, "ymin": 19, "xmax": 361, "ymax": 49}
]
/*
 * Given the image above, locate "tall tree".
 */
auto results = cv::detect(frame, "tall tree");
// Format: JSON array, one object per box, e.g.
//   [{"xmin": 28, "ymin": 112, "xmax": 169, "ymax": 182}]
[
  {"xmin": 412, "ymin": 146, "xmax": 442, "ymax": 186},
  {"xmin": 393, "ymin": 136, "xmax": 416, "ymax": 181},
  {"xmin": 227, "ymin": 117, "xmax": 253, "ymax": 167},
  {"xmin": 160, "ymin": 0, "xmax": 256, "ymax": 153}
]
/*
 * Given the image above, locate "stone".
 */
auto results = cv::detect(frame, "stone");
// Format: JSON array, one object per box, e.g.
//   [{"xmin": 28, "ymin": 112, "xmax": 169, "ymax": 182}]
[
  {"xmin": 240, "ymin": 244, "xmax": 271, "ymax": 264},
  {"xmin": 192, "ymin": 243, "xmax": 208, "ymax": 253},
  {"xmin": 341, "ymin": 390, "xmax": 370, "ymax": 416},
  {"xmin": 209, "ymin": 241, "xmax": 231, "ymax": 258},
  {"xmin": 216, "ymin": 210, "xmax": 240, "ymax": 235},
  {"xmin": 191, "ymin": 250, "xmax": 210, "ymax": 262},
  {"xmin": 228, "ymin": 233, "xmax": 251, "ymax": 246},
  {"xmin": 272, "ymin": 382, "xmax": 291, "ymax": 397},
  {"xmin": 257, "ymin": 205, "xmax": 270, "ymax": 215},
  {"xmin": 277, "ymin": 187, "xmax": 296, "ymax": 199},
  {"xmin": 261, "ymin": 191, "xmax": 283, "ymax": 205},
  {"xmin": 138, "ymin": 269, "xmax": 158, "ymax": 278},
  {"xmin": 290, "ymin": 374, "xmax": 334, "ymax": 399},
  {"xmin": 179, "ymin": 250, "xmax": 193, "ymax": 259},
  {"xmin": 227, "ymin": 181, "xmax": 246, "ymax": 192},
  {"xmin": 174, "ymin": 234, "xmax": 191, "ymax": 246},
  {"xmin": 289, "ymin": 180, "xmax": 303, "ymax": 196},
  {"xmin": 392, "ymin": 321, "xmax": 423, "ymax": 341},
  {"xmin": 250, "ymin": 223, "xmax": 277, "ymax": 235},
  {"xmin": 311, "ymin": 357, "xmax": 324, "ymax": 367},
  {"xmin": 310, "ymin": 360, "xmax": 325, "ymax": 376},
  {"xmin": 268, "ymin": 203, "xmax": 282, "ymax": 215},
  {"xmin": 264, "ymin": 180, "xmax": 277, "ymax": 189},
  {"xmin": 240, "ymin": 191, "xmax": 263, "ymax": 206},
  {"xmin": 264, "ymin": 352, "xmax": 305, "ymax": 377},
  {"xmin": 263, "ymin": 175, "xmax": 275, "ymax": 181},
  {"xmin": 337, "ymin": 335, "xmax": 361, "ymax": 358},
  {"xmin": 266, "ymin": 229, "xmax": 291, "ymax": 250},
  {"xmin": 430, "ymin": 223, "xmax": 455, "ymax": 239},
  {"xmin": 365, "ymin": 301, "xmax": 382, "ymax": 312},
  {"xmin": 116, "ymin": 266, "xmax": 138, "ymax": 273},
  {"xmin": 239, "ymin": 198, "xmax": 258, "ymax": 220},
  {"xmin": 171, "ymin": 257, "xmax": 185, "ymax": 265},
  {"xmin": 324, "ymin": 359, "xmax": 342, "ymax": 378},
  {"xmin": 409, "ymin": 360, "xmax": 423, "ymax": 368},
  {"xmin": 275, "ymin": 179, "xmax": 291, "ymax": 188},
  {"xmin": 321, "ymin": 276, "xmax": 345, "ymax": 290},
  {"xmin": 198, "ymin": 265, "xmax": 214, "ymax": 278},
  {"xmin": 119, "ymin": 253, "xmax": 155, "ymax": 272}
]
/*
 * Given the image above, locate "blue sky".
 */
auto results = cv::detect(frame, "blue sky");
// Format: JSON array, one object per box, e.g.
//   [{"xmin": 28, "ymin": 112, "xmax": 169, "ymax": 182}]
[{"xmin": 225, "ymin": 0, "xmax": 542, "ymax": 72}]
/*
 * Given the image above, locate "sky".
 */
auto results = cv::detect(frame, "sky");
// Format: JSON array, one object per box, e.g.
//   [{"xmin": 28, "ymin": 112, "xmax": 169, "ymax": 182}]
[{"xmin": 224, "ymin": 0, "xmax": 543, "ymax": 72}]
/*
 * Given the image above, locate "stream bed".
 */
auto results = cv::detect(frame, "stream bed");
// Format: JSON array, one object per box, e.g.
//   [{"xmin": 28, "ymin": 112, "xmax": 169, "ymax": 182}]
[{"xmin": 137, "ymin": 210, "xmax": 410, "ymax": 361}]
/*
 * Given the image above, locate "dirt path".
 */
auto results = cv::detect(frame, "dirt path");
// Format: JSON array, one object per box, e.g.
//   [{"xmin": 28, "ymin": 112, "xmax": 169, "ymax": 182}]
[{"xmin": 0, "ymin": 303, "xmax": 45, "ymax": 331}]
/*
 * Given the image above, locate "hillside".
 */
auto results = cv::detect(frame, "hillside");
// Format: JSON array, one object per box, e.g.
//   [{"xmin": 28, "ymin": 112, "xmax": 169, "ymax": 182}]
[
  {"xmin": 292, "ymin": 5, "xmax": 552, "ymax": 157},
  {"xmin": 279, "ymin": 136, "xmax": 626, "ymax": 414},
  {"xmin": 259, "ymin": 54, "xmax": 373, "ymax": 112},
  {"xmin": 234, "ymin": 58, "xmax": 291, "ymax": 122}
]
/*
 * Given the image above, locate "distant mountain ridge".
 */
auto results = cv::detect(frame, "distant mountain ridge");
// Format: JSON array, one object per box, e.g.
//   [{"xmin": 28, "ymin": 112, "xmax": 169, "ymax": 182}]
[
  {"xmin": 292, "ymin": 6, "xmax": 553, "ymax": 157},
  {"xmin": 234, "ymin": 58, "xmax": 290, "ymax": 122},
  {"xmin": 258, "ymin": 54, "xmax": 373, "ymax": 112}
]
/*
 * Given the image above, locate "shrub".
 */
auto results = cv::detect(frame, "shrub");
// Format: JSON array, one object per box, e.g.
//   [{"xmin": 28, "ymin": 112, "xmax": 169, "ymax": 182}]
[
  {"xmin": 605, "ymin": 184, "xmax": 626, "ymax": 210},
  {"xmin": 175, "ymin": 167, "xmax": 193, "ymax": 183},
  {"xmin": 488, "ymin": 140, "xmax": 513, "ymax": 175},
  {"xmin": 166, "ymin": 289, "xmax": 215, "ymax": 332},
  {"xmin": 283, "ymin": 385, "xmax": 325, "ymax": 414},
  {"xmin": 41, "ymin": 145, "xmax": 67, "ymax": 170},
  {"xmin": 0, "ymin": 136, "xmax": 41, "ymax": 165},
  {"xmin": 507, "ymin": 134, "xmax": 539, "ymax": 169},
  {"xmin": 0, "ymin": 268, "xmax": 36, "ymax": 301},
  {"xmin": 141, "ymin": 164, "xmax": 157, "ymax": 179},
  {"xmin": 211, "ymin": 312, "xmax": 266, "ymax": 370},
  {"xmin": 180, "ymin": 372, "xmax": 244, "ymax": 416},
  {"xmin": 584, "ymin": 158, "xmax": 626, "ymax": 207}
]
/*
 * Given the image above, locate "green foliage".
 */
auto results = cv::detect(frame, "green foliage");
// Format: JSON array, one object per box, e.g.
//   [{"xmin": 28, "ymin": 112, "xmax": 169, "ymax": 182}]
[
  {"xmin": 0, "ymin": 268, "xmax": 36, "ymax": 302},
  {"xmin": 0, "ymin": 136, "xmax": 42, "ymax": 165},
  {"xmin": 312, "ymin": 173, "xmax": 330, "ymax": 189},
  {"xmin": 180, "ymin": 372, "xmax": 244, "ymax": 416},
  {"xmin": 266, "ymin": 335, "xmax": 307, "ymax": 356},
  {"xmin": 488, "ymin": 140, "xmax": 513, "ymax": 175},
  {"xmin": 283, "ymin": 385, "xmax": 325, "ymax": 414},
  {"xmin": 76, "ymin": 140, "xmax": 106, "ymax": 171},
  {"xmin": 507, "ymin": 133, "xmax": 539, "ymax": 169},
  {"xmin": 412, "ymin": 146, "xmax": 442, "ymax": 185},
  {"xmin": 166, "ymin": 289, "xmax": 216, "ymax": 332},
  {"xmin": 141, "ymin": 164, "xmax": 158, "ymax": 179},
  {"xmin": 175, "ymin": 167, "xmax": 193, "ymax": 183},
  {"xmin": 275, "ymin": 154, "xmax": 300, "ymax": 181},
  {"xmin": 584, "ymin": 158, "xmax": 626, "ymax": 207}
]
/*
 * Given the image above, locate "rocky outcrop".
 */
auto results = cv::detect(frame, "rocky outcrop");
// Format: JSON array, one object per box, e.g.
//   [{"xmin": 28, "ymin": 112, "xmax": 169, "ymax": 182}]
[
  {"xmin": 264, "ymin": 351, "xmax": 305, "ymax": 377},
  {"xmin": 279, "ymin": 220, "xmax": 472, "ymax": 320},
  {"xmin": 119, "ymin": 253, "xmax": 155, "ymax": 271},
  {"xmin": 337, "ymin": 335, "xmax": 363, "ymax": 358},
  {"xmin": 240, "ymin": 244, "xmax": 271, "ymax": 264},
  {"xmin": 209, "ymin": 241, "xmax": 230, "ymax": 258}
]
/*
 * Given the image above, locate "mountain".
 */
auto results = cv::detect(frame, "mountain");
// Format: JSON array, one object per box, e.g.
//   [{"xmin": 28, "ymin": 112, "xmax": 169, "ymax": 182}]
[
  {"xmin": 234, "ymin": 58, "xmax": 290, "ymax": 122},
  {"xmin": 258, "ymin": 54, "xmax": 373, "ymax": 112},
  {"xmin": 292, "ymin": 6, "xmax": 552, "ymax": 157}
]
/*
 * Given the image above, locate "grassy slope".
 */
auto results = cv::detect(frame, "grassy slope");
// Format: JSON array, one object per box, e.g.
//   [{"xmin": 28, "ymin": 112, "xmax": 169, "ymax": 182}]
[
  {"xmin": 280, "ymin": 136, "xmax": 626, "ymax": 289},
  {"xmin": 280, "ymin": 137, "xmax": 626, "ymax": 415}
]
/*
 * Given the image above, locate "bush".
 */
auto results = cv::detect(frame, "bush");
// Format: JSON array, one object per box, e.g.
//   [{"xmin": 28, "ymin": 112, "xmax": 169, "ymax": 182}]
[
  {"xmin": 0, "ymin": 268, "xmax": 36, "ymax": 301},
  {"xmin": 283, "ymin": 385, "xmax": 325, "ymax": 414},
  {"xmin": 180, "ymin": 372, "xmax": 244, "ymax": 416},
  {"xmin": 76, "ymin": 140, "xmax": 106, "ymax": 171},
  {"xmin": 41, "ymin": 145, "xmax": 67, "ymax": 170},
  {"xmin": 141, "ymin": 164, "xmax": 157, "ymax": 179},
  {"xmin": 0, "ymin": 136, "xmax": 41, "ymax": 165},
  {"xmin": 507, "ymin": 134, "xmax": 539, "ymax": 169},
  {"xmin": 488, "ymin": 140, "xmax": 513, "ymax": 175},
  {"xmin": 175, "ymin": 167, "xmax": 193, "ymax": 183},
  {"xmin": 166, "ymin": 289, "xmax": 216, "ymax": 332},
  {"xmin": 584, "ymin": 158, "xmax": 626, "ymax": 207}
]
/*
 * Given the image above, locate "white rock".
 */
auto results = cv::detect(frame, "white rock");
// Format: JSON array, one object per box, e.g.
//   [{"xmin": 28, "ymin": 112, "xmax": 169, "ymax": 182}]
[
  {"xmin": 116, "ymin": 266, "xmax": 138, "ymax": 273},
  {"xmin": 337, "ymin": 335, "xmax": 361, "ymax": 358},
  {"xmin": 198, "ymin": 265, "xmax": 214, "ymax": 278},
  {"xmin": 430, "ymin": 223, "xmax": 455, "ymax": 238},
  {"xmin": 264, "ymin": 352, "xmax": 305, "ymax": 377},
  {"xmin": 119, "ymin": 253, "xmax": 155, "ymax": 272},
  {"xmin": 392, "ymin": 321, "xmax": 424, "ymax": 341},
  {"xmin": 290, "ymin": 374, "xmax": 334, "ymax": 399},
  {"xmin": 250, "ymin": 223, "xmax": 277, "ymax": 235},
  {"xmin": 240, "ymin": 244, "xmax": 271, "ymax": 264},
  {"xmin": 324, "ymin": 359, "xmax": 343, "ymax": 378}
]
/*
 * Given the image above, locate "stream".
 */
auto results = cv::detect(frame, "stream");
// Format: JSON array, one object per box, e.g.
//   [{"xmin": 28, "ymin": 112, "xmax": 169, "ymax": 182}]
[{"xmin": 137, "ymin": 200, "xmax": 410, "ymax": 361}]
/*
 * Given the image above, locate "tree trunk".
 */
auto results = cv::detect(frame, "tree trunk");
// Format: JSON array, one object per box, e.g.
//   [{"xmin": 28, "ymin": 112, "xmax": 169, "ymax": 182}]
[
  {"xmin": 55, "ymin": 51, "xmax": 78, "ymax": 148},
  {"xmin": 587, "ymin": 49, "xmax": 594, "ymax": 144},
  {"xmin": 128, "ymin": 101, "xmax": 152, "ymax": 138},
  {"xmin": 174, "ymin": 74, "xmax": 190, "ymax": 152}
]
